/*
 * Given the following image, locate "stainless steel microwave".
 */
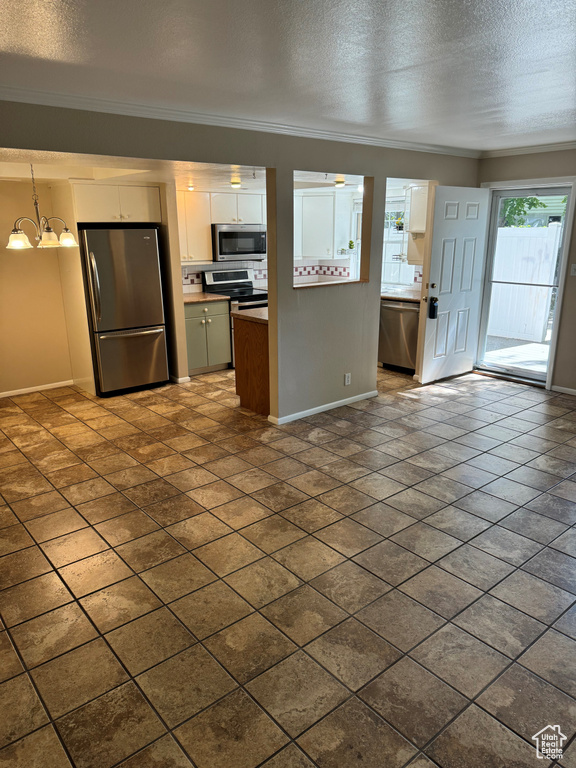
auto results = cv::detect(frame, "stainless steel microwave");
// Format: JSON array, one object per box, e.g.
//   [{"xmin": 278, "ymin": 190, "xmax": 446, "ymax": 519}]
[{"xmin": 212, "ymin": 224, "xmax": 266, "ymax": 261}]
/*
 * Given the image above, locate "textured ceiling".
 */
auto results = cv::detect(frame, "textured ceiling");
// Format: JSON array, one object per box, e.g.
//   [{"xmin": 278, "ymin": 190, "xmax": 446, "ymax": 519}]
[{"xmin": 0, "ymin": 0, "xmax": 575, "ymax": 153}]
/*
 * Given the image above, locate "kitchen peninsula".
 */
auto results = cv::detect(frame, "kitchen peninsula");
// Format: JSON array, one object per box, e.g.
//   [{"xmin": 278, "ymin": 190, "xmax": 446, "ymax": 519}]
[{"xmin": 230, "ymin": 307, "xmax": 269, "ymax": 416}]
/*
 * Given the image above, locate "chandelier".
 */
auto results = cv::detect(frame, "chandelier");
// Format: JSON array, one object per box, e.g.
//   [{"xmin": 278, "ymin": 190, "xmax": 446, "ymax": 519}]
[{"xmin": 6, "ymin": 164, "xmax": 78, "ymax": 250}]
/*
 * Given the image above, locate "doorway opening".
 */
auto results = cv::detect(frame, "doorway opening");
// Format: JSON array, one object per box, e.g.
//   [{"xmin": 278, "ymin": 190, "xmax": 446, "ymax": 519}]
[{"xmin": 476, "ymin": 188, "xmax": 571, "ymax": 383}]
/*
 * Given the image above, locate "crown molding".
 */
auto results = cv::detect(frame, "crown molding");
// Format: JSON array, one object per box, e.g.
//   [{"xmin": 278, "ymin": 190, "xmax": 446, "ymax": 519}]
[
  {"xmin": 480, "ymin": 141, "xmax": 576, "ymax": 158},
  {"xmin": 0, "ymin": 85, "xmax": 482, "ymax": 159}
]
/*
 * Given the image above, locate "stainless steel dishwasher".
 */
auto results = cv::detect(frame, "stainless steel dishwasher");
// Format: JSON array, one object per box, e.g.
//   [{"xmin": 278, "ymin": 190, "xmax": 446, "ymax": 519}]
[{"xmin": 378, "ymin": 300, "xmax": 420, "ymax": 369}]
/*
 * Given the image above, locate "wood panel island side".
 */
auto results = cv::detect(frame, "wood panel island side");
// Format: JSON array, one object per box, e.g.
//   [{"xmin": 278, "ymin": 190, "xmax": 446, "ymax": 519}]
[{"xmin": 230, "ymin": 307, "xmax": 270, "ymax": 416}]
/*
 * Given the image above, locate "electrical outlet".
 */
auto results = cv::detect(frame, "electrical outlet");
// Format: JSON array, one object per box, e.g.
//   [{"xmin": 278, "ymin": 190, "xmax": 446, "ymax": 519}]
[
  {"xmin": 344, "ymin": 373, "xmax": 351, "ymax": 386},
  {"xmin": 570, "ymin": 263, "xmax": 576, "ymax": 277}
]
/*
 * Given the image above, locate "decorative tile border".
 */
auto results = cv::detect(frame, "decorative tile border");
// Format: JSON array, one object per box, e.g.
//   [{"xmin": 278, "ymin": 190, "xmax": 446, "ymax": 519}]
[{"xmin": 182, "ymin": 264, "xmax": 351, "ymax": 284}]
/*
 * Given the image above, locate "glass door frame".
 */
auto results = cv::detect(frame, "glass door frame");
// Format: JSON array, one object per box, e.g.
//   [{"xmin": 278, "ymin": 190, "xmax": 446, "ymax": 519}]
[{"xmin": 476, "ymin": 184, "xmax": 573, "ymax": 386}]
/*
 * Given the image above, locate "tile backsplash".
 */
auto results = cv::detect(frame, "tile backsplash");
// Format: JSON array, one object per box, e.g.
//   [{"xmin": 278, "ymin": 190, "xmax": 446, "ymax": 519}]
[{"xmin": 182, "ymin": 260, "xmax": 351, "ymax": 292}]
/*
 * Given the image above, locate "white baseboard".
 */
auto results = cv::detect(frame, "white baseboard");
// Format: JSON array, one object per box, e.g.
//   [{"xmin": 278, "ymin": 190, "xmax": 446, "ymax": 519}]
[
  {"xmin": 0, "ymin": 380, "xmax": 75, "ymax": 399},
  {"xmin": 551, "ymin": 385, "xmax": 576, "ymax": 397},
  {"xmin": 268, "ymin": 390, "xmax": 379, "ymax": 425},
  {"xmin": 170, "ymin": 375, "xmax": 191, "ymax": 384}
]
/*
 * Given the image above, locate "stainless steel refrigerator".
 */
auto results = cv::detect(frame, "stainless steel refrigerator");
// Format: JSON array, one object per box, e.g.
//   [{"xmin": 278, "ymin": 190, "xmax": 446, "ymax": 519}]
[{"xmin": 80, "ymin": 226, "xmax": 169, "ymax": 394}]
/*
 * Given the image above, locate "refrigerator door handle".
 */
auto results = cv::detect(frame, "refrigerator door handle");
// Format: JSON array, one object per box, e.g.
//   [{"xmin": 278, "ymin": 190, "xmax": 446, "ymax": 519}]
[
  {"xmin": 89, "ymin": 251, "xmax": 102, "ymax": 323},
  {"xmin": 99, "ymin": 328, "xmax": 164, "ymax": 340}
]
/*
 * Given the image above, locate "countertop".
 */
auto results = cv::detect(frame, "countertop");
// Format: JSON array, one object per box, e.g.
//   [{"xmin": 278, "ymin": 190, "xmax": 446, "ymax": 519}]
[
  {"xmin": 380, "ymin": 284, "xmax": 422, "ymax": 304},
  {"xmin": 183, "ymin": 292, "xmax": 230, "ymax": 304},
  {"xmin": 230, "ymin": 307, "xmax": 268, "ymax": 325}
]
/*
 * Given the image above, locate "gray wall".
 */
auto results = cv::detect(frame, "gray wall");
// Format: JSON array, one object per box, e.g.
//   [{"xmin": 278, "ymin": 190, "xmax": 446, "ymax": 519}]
[
  {"xmin": 0, "ymin": 100, "xmax": 480, "ymax": 417},
  {"xmin": 479, "ymin": 149, "xmax": 576, "ymax": 392}
]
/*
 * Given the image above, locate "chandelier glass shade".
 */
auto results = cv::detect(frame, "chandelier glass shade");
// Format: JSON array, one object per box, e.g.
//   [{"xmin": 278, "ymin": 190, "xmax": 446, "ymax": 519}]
[{"xmin": 6, "ymin": 165, "xmax": 78, "ymax": 250}]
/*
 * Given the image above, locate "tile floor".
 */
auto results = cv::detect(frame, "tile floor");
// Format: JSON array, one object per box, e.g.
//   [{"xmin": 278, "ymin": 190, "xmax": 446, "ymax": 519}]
[{"xmin": 0, "ymin": 367, "xmax": 576, "ymax": 767}]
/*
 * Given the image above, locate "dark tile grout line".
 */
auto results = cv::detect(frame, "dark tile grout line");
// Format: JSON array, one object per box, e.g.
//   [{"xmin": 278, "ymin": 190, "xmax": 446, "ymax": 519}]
[{"xmin": 1, "ymin": 373, "xmax": 576, "ymax": 766}]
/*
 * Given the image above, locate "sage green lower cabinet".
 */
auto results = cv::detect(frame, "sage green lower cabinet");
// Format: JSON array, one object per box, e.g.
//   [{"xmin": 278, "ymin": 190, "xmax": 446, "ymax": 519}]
[
  {"xmin": 184, "ymin": 300, "xmax": 231, "ymax": 372},
  {"xmin": 185, "ymin": 316, "xmax": 209, "ymax": 369},
  {"xmin": 206, "ymin": 313, "xmax": 232, "ymax": 365}
]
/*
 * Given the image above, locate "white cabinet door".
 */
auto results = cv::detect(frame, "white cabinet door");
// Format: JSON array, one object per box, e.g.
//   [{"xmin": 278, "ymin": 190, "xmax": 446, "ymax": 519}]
[
  {"xmin": 74, "ymin": 185, "xmax": 122, "ymax": 222},
  {"xmin": 210, "ymin": 194, "xmax": 238, "ymax": 223},
  {"xmin": 420, "ymin": 186, "xmax": 490, "ymax": 384},
  {"xmin": 407, "ymin": 185, "xmax": 428, "ymax": 233},
  {"xmin": 184, "ymin": 192, "xmax": 212, "ymax": 261},
  {"xmin": 237, "ymin": 195, "xmax": 263, "ymax": 224},
  {"xmin": 176, "ymin": 191, "xmax": 189, "ymax": 260},
  {"xmin": 334, "ymin": 193, "xmax": 354, "ymax": 255},
  {"xmin": 293, "ymin": 196, "xmax": 303, "ymax": 259},
  {"xmin": 119, "ymin": 186, "xmax": 161, "ymax": 222},
  {"xmin": 302, "ymin": 196, "xmax": 334, "ymax": 258}
]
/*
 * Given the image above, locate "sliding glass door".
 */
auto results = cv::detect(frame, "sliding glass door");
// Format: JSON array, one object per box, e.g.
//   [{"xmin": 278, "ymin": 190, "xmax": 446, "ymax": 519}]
[{"xmin": 477, "ymin": 188, "xmax": 570, "ymax": 382}]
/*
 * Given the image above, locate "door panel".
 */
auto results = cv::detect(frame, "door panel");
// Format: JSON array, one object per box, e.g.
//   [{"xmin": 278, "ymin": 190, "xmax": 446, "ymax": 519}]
[
  {"xmin": 95, "ymin": 327, "xmax": 168, "ymax": 393},
  {"xmin": 237, "ymin": 195, "xmax": 263, "ymax": 224},
  {"xmin": 477, "ymin": 187, "xmax": 570, "ymax": 382},
  {"xmin": 420, "ymin": 186, "xmax": 490, "ymax": 384},
  {"xmin": 210, "ymin": 194, "xmax": 238, "ymax": 223},
  {"xmin": 207, "ymin": 314, "xmax": 232, "ymax": 366},
  {"xmin": 119, "ymin": 187, "xmax": 161, "ymax": 222},
  {"xmin": 74, "ymin": 185, "xmax": 121, "ymax": 222},
  {"xmin": 302, "ymin": 196, "xmax": 334, "ymax": 258},
  {"xmin": 184, "ymin": 192, "xmax": 212, "ymax": 261},
  {"xmin": 185, "ymin": 318, "xmax": 208, "ymax": 370},
  {"xmin": 84, "ymin": 228, "xmax": 164, "ymax": 332}
]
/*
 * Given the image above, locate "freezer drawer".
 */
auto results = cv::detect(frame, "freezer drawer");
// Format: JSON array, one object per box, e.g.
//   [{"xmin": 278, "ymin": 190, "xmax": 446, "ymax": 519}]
[
  {"xmin": 378, "ymin": 300, "xmax": 420, "ymax": 369},
  {"xmin": 95, "ymin": 326, "xmax": 168, "ymax": 393}
]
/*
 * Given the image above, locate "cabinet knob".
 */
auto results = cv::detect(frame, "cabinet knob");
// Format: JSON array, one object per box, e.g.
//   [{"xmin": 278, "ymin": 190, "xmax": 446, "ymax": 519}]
[
  {"xmin": 207, "ymin": 318, "xmax": 212, "ymax": 324},
  {"xmin": 232, "ymin": 217, "xmax": 237, "ymax": 222},
  {"xmin": 203, "ymin": 307, "xmax": 208, "ymax": 312},
  {"xmin": 238, "ymin": 218, "xmax": 243, "ymax": 222},
  {"xmin": 201, "ymin": 319, "xmax": 206, "ymax": 325}
]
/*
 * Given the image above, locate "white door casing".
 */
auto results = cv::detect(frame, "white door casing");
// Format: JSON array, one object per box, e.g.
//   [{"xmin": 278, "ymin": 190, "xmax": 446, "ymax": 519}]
[{"xmin": 420, "ymin": 186, "xmax": 490, "ymax": 385}]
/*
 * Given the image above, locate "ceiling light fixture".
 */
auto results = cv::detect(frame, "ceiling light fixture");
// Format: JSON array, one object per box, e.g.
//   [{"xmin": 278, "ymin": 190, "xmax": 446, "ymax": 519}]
[
  {"xmin": 6, "ymin": 164, "xmax": 78, "ymax": 250},
  {"xmin": 334, "ymin": 179, "xmax": 346, "ymax": 188},
  {"xmin": 230, "ymin": 179, "xmax": 242, "ymax": 189},
  {"xmin": 188, "ymin": 184, "xmax": 194, "ymax": 191}
]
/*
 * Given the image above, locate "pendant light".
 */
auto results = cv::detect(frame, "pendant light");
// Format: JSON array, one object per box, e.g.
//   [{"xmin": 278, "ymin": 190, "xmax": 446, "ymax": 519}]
[{"xmin": 6, "ymin": 164, "xmax": 78, "ymax": 250}]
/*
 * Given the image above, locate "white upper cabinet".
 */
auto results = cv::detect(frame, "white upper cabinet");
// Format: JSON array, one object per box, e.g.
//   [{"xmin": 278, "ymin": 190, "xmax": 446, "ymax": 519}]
[
  {"xmin": 293, "ymin": 196, "xmax": 303, "ymax": 259},
  {"xmin": 176, "ymin": 191, "xmax": 189, "ymax": 259},
  {"xmin": 406, "ymin": 185, "xmax": 428, "ymax": 233},
  {"xmin": 73, "ymin": 184, "xmax": 161, "ymax": 223},
  {"xmin": 302, "ymin": 195, "xmax": 334, "ymax": 258},
  {"xmin": 210, "ymin": 193, "xmax": 264, "ymax": 224},
  {"xmin": 118, "ymin": 186, "xmax": 161, "ymax": 222},
  {"xmin": 237, "ymin": 194, "xmax": 263, "ymax": 224},
  {"xmin": 210, "ymin": 193, "xmax": 238, "ymax": 223},
  {"xmin": 178, "ymin": 191, "xmax": 212, "ymax": 262},
  {"xmin": 74, "ymin": 185, "xmax": 122, "ymax": 222}
]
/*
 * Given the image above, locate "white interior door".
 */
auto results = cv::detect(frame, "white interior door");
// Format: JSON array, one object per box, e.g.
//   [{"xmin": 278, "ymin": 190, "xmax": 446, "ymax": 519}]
[{"xmin": 420, "ymin": 186, "xmax": 490, "ymax": 384}]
